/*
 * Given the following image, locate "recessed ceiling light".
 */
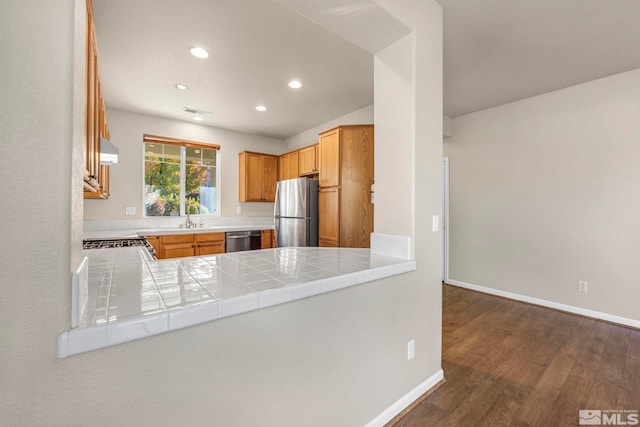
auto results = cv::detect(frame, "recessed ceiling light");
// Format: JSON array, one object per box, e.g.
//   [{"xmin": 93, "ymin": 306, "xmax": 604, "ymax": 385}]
[
  {"xmin": 193, "ymin": 115, "xmax": 204, "ymax": 121},
  {"xmin": 174, "ymin": 83, "xmax": 189, "ymax": 90},
  {"xmin": 190, "ymin": 47, "xmax": 209, "ymax": 59},
  {"xmin": 288, "ymin": 80, "xmax": 302, "ymax": 89},
  {"xmin": 255, "ymin": 105, "xmax": 267, "ymax": 112}
]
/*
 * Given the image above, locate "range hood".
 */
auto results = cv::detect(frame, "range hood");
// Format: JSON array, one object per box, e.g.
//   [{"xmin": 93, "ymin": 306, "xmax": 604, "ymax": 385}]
[{"xmin": 100, "ymin": 137, "xmax": 119, "ymax": 165}]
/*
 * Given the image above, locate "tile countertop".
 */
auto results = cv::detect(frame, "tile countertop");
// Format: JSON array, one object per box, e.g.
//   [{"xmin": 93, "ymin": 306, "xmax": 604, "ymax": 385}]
[
  {"xmin": 83, "ymin": 225, "xmax": 274, "ymax": 240},
  {"xmin": 57, "ymin": 244, "xmax": 416, "ymax": 358}
]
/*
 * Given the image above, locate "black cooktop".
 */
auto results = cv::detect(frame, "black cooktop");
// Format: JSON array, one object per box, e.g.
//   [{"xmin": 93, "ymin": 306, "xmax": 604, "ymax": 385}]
[{"xmin": 82, "ymin": 238, "xmax": 156, "ymax": 258}]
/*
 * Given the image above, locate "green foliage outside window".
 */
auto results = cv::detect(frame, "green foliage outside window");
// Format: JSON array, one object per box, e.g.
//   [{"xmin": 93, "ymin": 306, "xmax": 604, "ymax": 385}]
[{"xmin": 144, "ymin": 143, "xmax": 217, "ymax": 216}]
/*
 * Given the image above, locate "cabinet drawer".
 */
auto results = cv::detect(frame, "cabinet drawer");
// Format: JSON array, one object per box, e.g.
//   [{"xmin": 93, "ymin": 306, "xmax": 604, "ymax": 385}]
[
  {"xmin": 196, "ymin": 232, "xmax": 225, "ymax": 243},
  {"xmin": 196, "ymin": 242, "xmax": 225, "ymax": 256},
  {"xmin": 160, "ymin": 234, "xmax": 195, "ymax": 244}
]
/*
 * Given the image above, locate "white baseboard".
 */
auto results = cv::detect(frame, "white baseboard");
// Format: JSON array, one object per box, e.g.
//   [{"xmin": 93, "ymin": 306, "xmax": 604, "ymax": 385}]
[
  {"xmin": 366, "ymin": 368, "xmax": 444, "ymax": 427},
  {"xmin": 447, "ymin": 279, "xmax": 640, "ymax": 329}
]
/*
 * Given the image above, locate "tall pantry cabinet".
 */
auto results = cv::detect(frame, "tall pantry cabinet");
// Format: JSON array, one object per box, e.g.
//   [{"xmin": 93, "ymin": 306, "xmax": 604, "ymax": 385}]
[{"xmin": 318, "ymin": 125, "xmax": 374, "ymax": 248}]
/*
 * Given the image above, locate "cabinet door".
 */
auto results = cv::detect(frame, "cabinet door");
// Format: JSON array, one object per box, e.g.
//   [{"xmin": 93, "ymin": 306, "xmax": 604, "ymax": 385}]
[
  {"xmin": 240, "ymin": 152, "xmax": 277, "ymax": 202},
  {"xmin": 288, "ymin": 151, "xmax": 299, "ymax": 179},
  {"xmin": 279, "ymin": 154, "xmax": 289, "ymax": 181},
  {"xmin": 245, "ymin": 153, "xmax": 264, "ymax": 201},
  {"xmin": 100, "ymin": 164, "xmax": 110, "ymax": 198},
  {"xmin": 298, "ymin": 145, "xmax": 317, "ymax": 176},
  {"xmin": 86, "ymin": 22, "xmax": 98, "ymax": 181},
  {"xmin": 163, "ymin": 242, "xmax": 196, "ymax": 259},
  {"xmin": 145, "ymin": 236, "xmax": 161, "ymax": 257},
  {"xmin": 318, "ymin": 187, "xmax": 340, "ymax": 247},
  {"xmin": 262, "ymin": 155, "xmax": 277, "ymax": 202},
  {"xmin": 261, "ymin": 229, "xmax": 272, "ymax": 249},
  {"xmin": 319, "ymin": 128, "xmax": 340, "ymax": 187},
  {"xmin": 340, "ymin": 126, "xmax": 374, "ymax": 248}
]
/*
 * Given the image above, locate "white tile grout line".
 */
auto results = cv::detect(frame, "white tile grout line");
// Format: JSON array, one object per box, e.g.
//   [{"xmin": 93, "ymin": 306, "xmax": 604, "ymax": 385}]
[
  {"xmin": 103, "ymin": 250, "xmax": 116, "ymax": 323},
  {"xmin": 141, "ymin": 252, "xmax": 169, "ymax": 313}
]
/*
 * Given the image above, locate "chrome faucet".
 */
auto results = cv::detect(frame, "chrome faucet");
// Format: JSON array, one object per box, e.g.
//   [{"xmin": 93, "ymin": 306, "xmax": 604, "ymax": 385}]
[{"xmin": 185, "ymin": 205, "xmax": 197, "ymax": 229}]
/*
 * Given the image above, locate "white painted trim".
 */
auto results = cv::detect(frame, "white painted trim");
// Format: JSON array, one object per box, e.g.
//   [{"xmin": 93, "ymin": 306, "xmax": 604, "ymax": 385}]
[
  {"xmin": 442, "ymin": 157, "xmax": 449, "ymax": 283},
  {"xmin": 447, "ymin": 279, "xmax": 640, "ymax": 329},
  {"xmin": 365, "ymin": 368, "xmax": 444, "ymax": 427}
]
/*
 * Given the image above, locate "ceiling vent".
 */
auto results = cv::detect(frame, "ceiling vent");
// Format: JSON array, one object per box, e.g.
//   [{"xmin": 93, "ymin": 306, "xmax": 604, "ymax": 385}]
[{"xmin": 183, "ymin": 107, "xmax": 212, "ymax": 115}]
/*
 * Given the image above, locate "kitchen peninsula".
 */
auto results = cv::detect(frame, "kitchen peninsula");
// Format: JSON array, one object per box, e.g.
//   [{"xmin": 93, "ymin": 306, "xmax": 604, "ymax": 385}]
[{"xmin": 57, "ymin": 233, "xmax": 414, "ymax": 358}]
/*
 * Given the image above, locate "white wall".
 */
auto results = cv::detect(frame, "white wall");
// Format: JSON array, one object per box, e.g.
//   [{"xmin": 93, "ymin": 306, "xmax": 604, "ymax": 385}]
[
  {"xmin": 285, "ymin": 103, "xmax": 374, "ymax": 150},
  {"xmin": 0, "ymin": 0, "xmax": 443, "ymax": 425},
  {"xmin": 374, "ymin": 35, "xmax": 416, "ymax": 242},
  {"xmin": 0, "ymin": 0, "xmax": 81, "ymax": 422},
  {"xmin": 371, "ymin": 0, "xmax": 444, "ymax": 412},
  {"xmin": 84, "ymin": 108, "xmax": 287, "ymax": 220},
  {"xmin": 445, "ymin": 68, "xmax": 640, "ymax": 322}
]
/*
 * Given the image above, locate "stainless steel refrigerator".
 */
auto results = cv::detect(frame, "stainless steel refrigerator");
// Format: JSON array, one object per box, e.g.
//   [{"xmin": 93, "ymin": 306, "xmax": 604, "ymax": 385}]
[{"xmin": 274, "ymin": 177, "xmax": 319, "ymax": 247}]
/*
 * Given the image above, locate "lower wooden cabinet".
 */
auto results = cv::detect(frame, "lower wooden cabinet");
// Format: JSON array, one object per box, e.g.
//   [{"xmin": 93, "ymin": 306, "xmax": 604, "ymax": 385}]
[
  {"xmin": 195, "ymin": 232, "xmax": 225, "ymax": 256},
  {"xmin": 160, "ymin": 234, "xmax": 196, "ymax": 259},
  {"xmin": 318, "ymin": 187, "xmax": 340, "ymax": 247},
  {"xmin": 163, "ymin": 242, "xmax": 196, "ymax": 259},
  {"xmin": 155, "ymin": 232, "xmax": 226, "ymax": 259},
  {"xmin": 145, "ymin": 235, "xmax": 161, "ymax": 256},
  {"xmin": 261, "ymin": 230, "xmax": 273, "ymax": 249},
  {"xmin": 148, "ymin": 230, "xmax": 277, "ymax": 259}
]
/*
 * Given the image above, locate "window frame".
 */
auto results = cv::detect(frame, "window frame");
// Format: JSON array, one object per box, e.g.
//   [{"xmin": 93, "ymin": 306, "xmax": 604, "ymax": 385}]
[{"xmin": 142, "ymin": 134, "xmax": 221, "ymax": 218}]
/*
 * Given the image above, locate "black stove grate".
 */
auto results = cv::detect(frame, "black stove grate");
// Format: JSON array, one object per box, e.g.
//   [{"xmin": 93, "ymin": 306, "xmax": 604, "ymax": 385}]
[{"xmin": 82, "ymin": 238, "xmax": 156, "ymax": 258}]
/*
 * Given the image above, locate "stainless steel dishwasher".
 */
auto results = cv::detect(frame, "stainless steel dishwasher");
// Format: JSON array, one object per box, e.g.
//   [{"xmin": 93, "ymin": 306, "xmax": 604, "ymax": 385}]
[{"xmin": 225, "ymin": 230, "xmax": 262, "ymax": 252}]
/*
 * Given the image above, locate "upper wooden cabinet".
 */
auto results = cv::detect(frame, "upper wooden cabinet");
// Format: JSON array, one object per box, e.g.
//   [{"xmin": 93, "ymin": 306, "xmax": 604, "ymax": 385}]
[
  {"xmin": 239, "ymin": 151, "xmax": 278, "ymax": 202},
  {"xmin": 298, "ymin": 144, "xmax": 318, "ymax": 176},
  {"xmin": 279, "ymin": 143, "xmax": 318, "ymax": 181},
  {"xmin": 84, "ymin": 0, "xmax": 111, "ymax": 199},
  {"xmin": 318, "ymin": 129, "xmax": 340, "ymax": 187},
  {"xmin": 318, "ymin": 125, "xmax": 374, "ymax": 248},
  {"xmin": 279, "ymin": 151, "xmax": 299, "ymax": 181}
]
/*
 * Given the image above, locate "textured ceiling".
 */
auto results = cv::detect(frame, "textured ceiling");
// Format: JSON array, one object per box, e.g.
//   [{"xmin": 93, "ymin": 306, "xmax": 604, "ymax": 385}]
[
  {"xmin": 93, "ymin": 0, "xmax": 640, "ymax": 137},
  {"xmin": 439, "ymin": 0, "xmax": 640, "ymax": 117},
  {"xmin": 93, "ymin": 0, "xmax": 376, "ymax": 139}
]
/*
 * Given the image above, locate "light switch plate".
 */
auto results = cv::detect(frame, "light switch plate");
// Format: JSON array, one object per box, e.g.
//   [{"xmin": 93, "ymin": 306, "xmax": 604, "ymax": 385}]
[
  {"xmin": 125, "ymin": 207, "xmax": 136, "ymax": 216},
  {"xmin": 432, "ymin": 215, "xmax": 440, "ymax": 232}
]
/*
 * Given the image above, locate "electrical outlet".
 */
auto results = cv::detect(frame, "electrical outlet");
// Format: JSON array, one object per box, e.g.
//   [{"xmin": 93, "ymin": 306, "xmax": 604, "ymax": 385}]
[
  {"xmin": 236, "ymin": 206, "xmax": 242, "ymax": 215},
  {"xmin": 407, "ymin": 339, "xmax": 415, "ymax": 360},
  {"xmin": 578, "ymin": 280, "xmax": 588, "ymax": 292}
]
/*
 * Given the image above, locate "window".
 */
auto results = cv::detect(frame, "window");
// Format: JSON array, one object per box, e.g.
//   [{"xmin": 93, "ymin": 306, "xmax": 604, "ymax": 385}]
[{"xmin": 143, "ymin": 134, "xmax": 220, "ymax": 217}]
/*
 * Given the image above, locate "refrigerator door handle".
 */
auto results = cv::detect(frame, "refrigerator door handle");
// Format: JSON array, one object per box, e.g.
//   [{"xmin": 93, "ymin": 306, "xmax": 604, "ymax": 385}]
[{"xmin": 274, "ymin": 218, "xmax": 280, "ymax": 247}]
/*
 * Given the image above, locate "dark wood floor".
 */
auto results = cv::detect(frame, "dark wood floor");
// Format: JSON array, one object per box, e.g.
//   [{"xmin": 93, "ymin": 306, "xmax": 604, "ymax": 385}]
[{"xmin": 392, "ymin": 284, "xmax": 640, "ymax": 426}]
